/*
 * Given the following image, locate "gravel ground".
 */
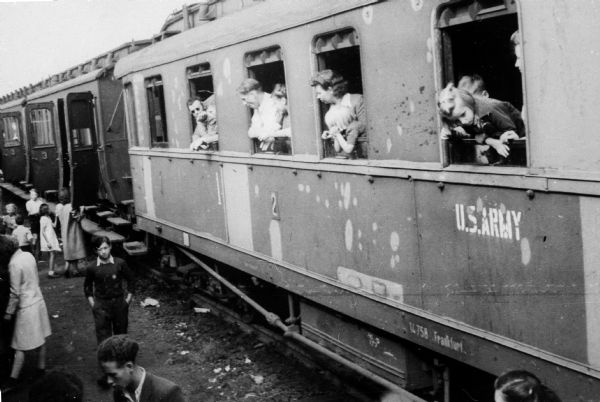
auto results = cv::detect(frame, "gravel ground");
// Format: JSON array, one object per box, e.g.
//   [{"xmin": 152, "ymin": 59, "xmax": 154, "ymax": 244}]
[{"xmin": 4, "ymin": 256, "xmax": 364, "ymax": 402}]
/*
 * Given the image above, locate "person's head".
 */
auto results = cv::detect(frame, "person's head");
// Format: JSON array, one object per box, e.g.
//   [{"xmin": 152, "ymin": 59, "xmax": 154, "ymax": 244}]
[
  {"xmin": 97, "ymin": 335, "xmax": 139, "ymax": 390},
  {"xmin": 438, "ymin": 83, "xmax": 476, "ymax": 126},
  {"xmin": 15, "ymin": 214, "xmax": 24, "ymax": 226},
  {"xmin": 0, "ymin": 235, "xmax": 18, "ymax": 267},
  {"xmin": 310, "ymin": 69, "xmax": 348, "ymax": 104},
  {"xmin": 58, "ymin": 188, "xmax": 71, "ymax": 204},
  {"xmin": 187, "ymin": 97, "xmax": 207, "ymax": 124},
  {"xmin": 30, "ymin": 188, "xmax": 39, "ymax": 200},
  {"xmin": 494, "ymin": 370, "xmax": 562, "ymax": 402},
  {"xmin": 272, "ymin": 83, "xmax": 288, "ymax": 110},
  {"xmin": 5, "ymin": 203, "xmax": 16, "ymax": 215},
  {"xmin": 39, "ymin": 203, "xmax": 50, "ymax": 216},
  {"xmin": 325, "ymin": 104, "xmax": 354, "ymax": 130},
  {"xmin": 237, "ymin": 78, "xmax": 263, "ymax": 109},
  {"xmin": 203, "ymin": 94, "xmax": 217, "ymax": 122},
  {"xmin": 29, "ymin": 371, "xmax": 84, "ymax": 402},
  {"xmin": 458, "ymin": 74, "xmax": 489, "ymax": 97},
  {"xmin": 511, "ymin": 30, "xmax": 523, "ymax": 73},
  {"xmin": 92, "ymin": 236, "xmax": 112, "ymax": 260}
]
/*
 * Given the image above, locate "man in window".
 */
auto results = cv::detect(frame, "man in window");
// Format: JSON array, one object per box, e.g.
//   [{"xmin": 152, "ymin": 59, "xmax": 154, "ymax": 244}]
[{"xmin": 237, "ymin": 78, "xmax": 290, "ymax": 152}]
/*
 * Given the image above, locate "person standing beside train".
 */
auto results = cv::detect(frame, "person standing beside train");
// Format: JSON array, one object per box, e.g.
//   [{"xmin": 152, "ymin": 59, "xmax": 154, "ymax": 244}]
[
  {"xmin": 84, "ymin": 236, "xmax": 135, "ymax": 388},
  {"xmin": 494, "ymin": 370, "xmax": 562, "ymax": 402},
  {"xmin": 237, "ymin": 78, "xmax": 291, "ymax": 152},
  {"xmin": 56, "ymin": 188, "xmax": 87, "ymax": 276},
  {"xmin": 25, "ymin": 188, "xmax": 43, "ymax": 260},
  {"xmin": 310, "ymin": 69, "xmax": 367, "ymax": 159}
]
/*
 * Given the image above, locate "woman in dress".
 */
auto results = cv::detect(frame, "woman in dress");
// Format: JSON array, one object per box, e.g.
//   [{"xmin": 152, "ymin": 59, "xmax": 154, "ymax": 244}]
[
  {"xmin": 55, "ymin": 188, "xmax": 87, "ymax": 276},
  {"xmin": 1, "ymin": 235, "xmax": 51, "ymax": 392}
]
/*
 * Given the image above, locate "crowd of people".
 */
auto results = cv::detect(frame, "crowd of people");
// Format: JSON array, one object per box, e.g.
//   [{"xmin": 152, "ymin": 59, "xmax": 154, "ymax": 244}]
[{"xmin": 0, "ymin": 188, "xmax": 185, "ymax": 400}]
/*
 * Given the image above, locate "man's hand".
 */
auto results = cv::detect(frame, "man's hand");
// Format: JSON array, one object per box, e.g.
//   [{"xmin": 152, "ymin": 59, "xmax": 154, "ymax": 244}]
[
  {"xmin": 499, "ymin": 130, "xmax": 519, "ymax": 143},
  {"xmin": 125, "ymin": 294, "xmax": 132, "ymax": 305},
  {"xmin": 88, "ymin": 297, "xmax": 95, "ymax": 308},
  {"xmin": 487, "ymin": 138, "xmax": 510, "ymax": 157}
]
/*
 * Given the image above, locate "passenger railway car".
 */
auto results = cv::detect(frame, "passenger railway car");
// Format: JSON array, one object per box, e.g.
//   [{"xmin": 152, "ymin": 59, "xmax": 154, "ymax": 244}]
[
  {"xmin": 0, "ymin": 40, "xmax": 152, "ymax": 207},
  {"xmin": 113, "ymin": 0, "xmax": 600, "ymax": 399}
]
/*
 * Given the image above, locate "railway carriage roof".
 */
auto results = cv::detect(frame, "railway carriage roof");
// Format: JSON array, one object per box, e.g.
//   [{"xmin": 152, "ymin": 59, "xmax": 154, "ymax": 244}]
[
  {"xmin": 26, "ymin": 69, "xmax": 105, "ymax": 102},
  {"xmin": 115, "ymin": 0, "xmax": 381, "ymax": 78}
]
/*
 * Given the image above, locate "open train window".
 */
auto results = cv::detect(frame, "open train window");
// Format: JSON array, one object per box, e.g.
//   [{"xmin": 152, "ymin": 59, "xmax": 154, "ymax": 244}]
[
  {"xmin": 187, "ymin": 63, "xmax": 218, "ymax": 151},
  {"xmin": 313, "ymin": 28, "xmax": 367, "ymax": 159},
  {"xmin": 244, "ymin": 46, "xmax": 291, "ymax": 155},
  {"xmin": 437, "ymin": 0, "xmax": 526, "ymax": 167},
  {"xmin": 145, "ymin": 76, "xmax": 168, "ymax": 146},
  {"xmin": 123, "ymin": 83, "xmax": 138, "ymax": 147},
  {"xmin": 1, "ymin": 115, "xmax": 22, "ymax": 147},
  {"xmin": 29, "ymin": 107, "xmax": 55, "ymax": 147}
]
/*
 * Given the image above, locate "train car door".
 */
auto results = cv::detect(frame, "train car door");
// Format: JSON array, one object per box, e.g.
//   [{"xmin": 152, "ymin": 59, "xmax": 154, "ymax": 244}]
[
  {"xmin": 26, "ymin": 102, "xmax": 59, "ymax": 194},
  {"xmin": 0, "ymin": 112, "xmax": 27, "ymax": 185},
  {"xmin": 66, "ymin": 92, "xmax": 100, "ymax": 208},
  {"xmin": 57, "ymin": 99, "xmax": 71, "ymax": 189}
]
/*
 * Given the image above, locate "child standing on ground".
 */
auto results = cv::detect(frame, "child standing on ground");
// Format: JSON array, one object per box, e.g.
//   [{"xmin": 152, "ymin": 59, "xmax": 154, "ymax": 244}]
[
  {"xmin": 12, "ymin": 215, "xmax": 33, "ymax": 253},
  {"xmin": 25, "ymin": 189, "xmax": 42, "ymax": 260},
  {"xmin": 39, "ymin": 204, "xmax": 61, "ymax": 279},
  {"xmin": 2, "ymin": 204, "xmax": 18, "ymax": 235}
]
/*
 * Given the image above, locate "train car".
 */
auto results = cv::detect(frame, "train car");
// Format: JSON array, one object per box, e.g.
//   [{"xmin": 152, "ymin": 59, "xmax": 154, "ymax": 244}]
[
  {"xmin": 0, "ymin": 40, "xmax": 152, "ymax": 207},
  {"xmin": 113, "ymin": 0, "xmax": 600, "ymax": 400}
]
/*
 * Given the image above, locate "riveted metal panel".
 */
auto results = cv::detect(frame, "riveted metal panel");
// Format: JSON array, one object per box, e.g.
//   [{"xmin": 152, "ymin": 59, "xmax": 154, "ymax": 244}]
[{"xmin": 415, "ymin": 181, "xmax": 587, "ymax": 363}]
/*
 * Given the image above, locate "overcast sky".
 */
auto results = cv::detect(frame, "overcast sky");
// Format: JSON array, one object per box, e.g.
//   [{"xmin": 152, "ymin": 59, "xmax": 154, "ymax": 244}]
[{"xmin": 0, "ymin": 0, "xmax": 190, "ymax": 95}]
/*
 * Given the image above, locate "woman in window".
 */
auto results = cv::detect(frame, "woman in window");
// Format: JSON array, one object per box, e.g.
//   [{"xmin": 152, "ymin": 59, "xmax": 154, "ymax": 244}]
[{"xmin": 310, "ymin": 69, "xmax": 366, "ymax": 158}]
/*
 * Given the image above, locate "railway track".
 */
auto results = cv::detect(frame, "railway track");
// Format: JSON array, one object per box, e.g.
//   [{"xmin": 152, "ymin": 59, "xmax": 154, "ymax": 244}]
[{"xmin": 142, "ymin": 262, "xmax": 388, "ymax": 402}]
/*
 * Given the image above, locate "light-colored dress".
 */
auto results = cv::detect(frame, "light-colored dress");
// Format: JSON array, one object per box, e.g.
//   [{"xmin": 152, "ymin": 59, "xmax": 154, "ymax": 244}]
[
  {"xmin": 40, "ymin": 215, "xmax": 61, "ymax": 252},
  {"xmin": 56, "ymin": 203, "xmax": 86, "ymax": 261},
  {"xmin": 6, "ymin": 249, "xmax": 52, "ymax": 350}
]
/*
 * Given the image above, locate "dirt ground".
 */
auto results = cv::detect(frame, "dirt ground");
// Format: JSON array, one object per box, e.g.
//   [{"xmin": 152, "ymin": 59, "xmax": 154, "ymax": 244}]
[{"xmin": 4, "ymin": 254, "xmax": 364, "ymax": 402}]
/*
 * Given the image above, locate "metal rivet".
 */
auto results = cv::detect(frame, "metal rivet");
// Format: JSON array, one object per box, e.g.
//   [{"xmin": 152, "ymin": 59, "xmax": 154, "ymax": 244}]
[
  {"xmin": 292, "ymin": 169, "xmax": 298, "ymax": 176},
  {"xmin": 317, "ymin": 171, "xmax": 322, "ymax": 179},
  {"xmin": 248, "ymin": 165, "xmax": 253, "ymax": 171},
  {"xmin": 367, "ymin": 175, "xmax": 375, "ymax": 184},
  {"xmin": 526, "ymin": 189, "xmax": 535, "ymax": 199},
  {"xmin": 437, "ymin": 182, "xmax": 445, "ymax": 190}
]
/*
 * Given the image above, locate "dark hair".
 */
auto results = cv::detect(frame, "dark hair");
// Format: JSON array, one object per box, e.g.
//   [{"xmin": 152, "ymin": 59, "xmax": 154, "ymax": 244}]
[
  {"xmin": 29, "ymin": 371, "xmax": 83, "ymax": 402},
  {"xmin": 58, "ymin": 188, "xmax": 70, "ymax": 204},
  {"xmin": 494, "ymin": 370, "xmax": 562, "ymax": 402},
  {"xmin": 15, "ymin": 214, "xmax": 24, "ymax": 225},
  {"xmin": 0, "ymin": 235, "xmax": 18, "ymax": 267},
  {"xmin": 310, "ymin": 69, "xmax": 348, "ymax": 99},
  {"xmin": 92, "ymin": 235, "xmax": 111, "ymax": 250},
  {"xmin": 237, "ymin": 78, "xmax": 262, "ymax": 94},
  {"xmin": 39, "ymin": 203, "xmax": 50, "ymax": 216},
  {"xmin": 97, "ymin": 335, "xmax": 139, "ymax": 367}
]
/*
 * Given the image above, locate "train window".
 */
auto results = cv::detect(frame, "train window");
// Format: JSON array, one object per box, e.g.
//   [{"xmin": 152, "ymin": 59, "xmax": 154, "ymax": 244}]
[
  {"xmin": 1, "ymin": 116, "xmax": 21, "ymax": 147},
  {"xmin": 244, "ymin": 46, "xmax": 291, "ymax": 155},
  {"xmin": 29, "ymin": 108, "xmax": 55, "ymax": 146},
  {"xmin": 145, "ymin": 76, "xmax": 168, "ymax": 146},
  {"xmin": 123, "ymin": 83, "xmax": 138, "ymax": 147},
  {"xmin": 437, "ymin": 0, "xmax": 526, "ymax": 167},
  {"xmin": 312, "ymin": 28, "xmax": 367, "ymax": 159},
  {"xmin": 187, "ymin": 63, "xmax": 218, "ymax": 151}
]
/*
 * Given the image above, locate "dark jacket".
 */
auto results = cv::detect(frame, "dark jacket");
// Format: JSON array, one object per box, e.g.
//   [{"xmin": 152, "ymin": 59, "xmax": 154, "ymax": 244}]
[{"xmin": 113, "ymin": 372, "xmax": 186, "ymax": 402}]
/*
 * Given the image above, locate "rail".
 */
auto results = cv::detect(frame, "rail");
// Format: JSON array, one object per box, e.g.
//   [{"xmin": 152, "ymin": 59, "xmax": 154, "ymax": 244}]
[{"xmin": 178, "ymin": 246, "xmax": 427, "ymax": 402}]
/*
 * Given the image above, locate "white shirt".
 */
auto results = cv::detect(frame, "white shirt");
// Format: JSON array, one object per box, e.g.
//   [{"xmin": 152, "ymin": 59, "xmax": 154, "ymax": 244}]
[
  {"xmin": 123, "ymin": 367, "xmax": 146, "ymax": 402},
  {"xmin": 248, "ymin": 93, "xmax": 281, "ymax": 139},
  {"xmin": 96, "ymin": 255, "xmax": 115, "ymax": 266},
  {"xmin": 25, "ymin": 199, "xmax": 42, "ymax": 215}
]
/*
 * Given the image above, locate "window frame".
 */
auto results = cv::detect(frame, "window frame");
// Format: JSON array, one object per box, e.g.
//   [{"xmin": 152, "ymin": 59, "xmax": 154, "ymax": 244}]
[
  {"xmin": 0, "ymin": 112, "xmax": 23, "ymax": 148},
  {"xmin": 243, "ymin": 45, "xmax": 292, "ymax": 156},
  {"xmin": 186, "ymin": 62, "xmax": 219, "ymax": 151},
  {"xmin": 145, "ymin": 75, "xmax": 169, "ymax": 147},
  {"xmin": 434, "ymin": 0, "xmax": 527, "ymax": 168},
  {"xmin": 311, "ymin": 27, "xmax": 368, "ymax": 160},
  {"xmin": 123, "ymin": 82, "xmax": 139, "ymax": 147},
  {"xmin": 27, "ymin": 103, "xmax": 56, "ymax": 149}
]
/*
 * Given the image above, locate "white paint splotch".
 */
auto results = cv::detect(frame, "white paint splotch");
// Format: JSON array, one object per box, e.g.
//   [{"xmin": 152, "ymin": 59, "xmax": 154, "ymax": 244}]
[{"xmin": 345, "ymin": 219, "xmax": 353, "ymax": 251}]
